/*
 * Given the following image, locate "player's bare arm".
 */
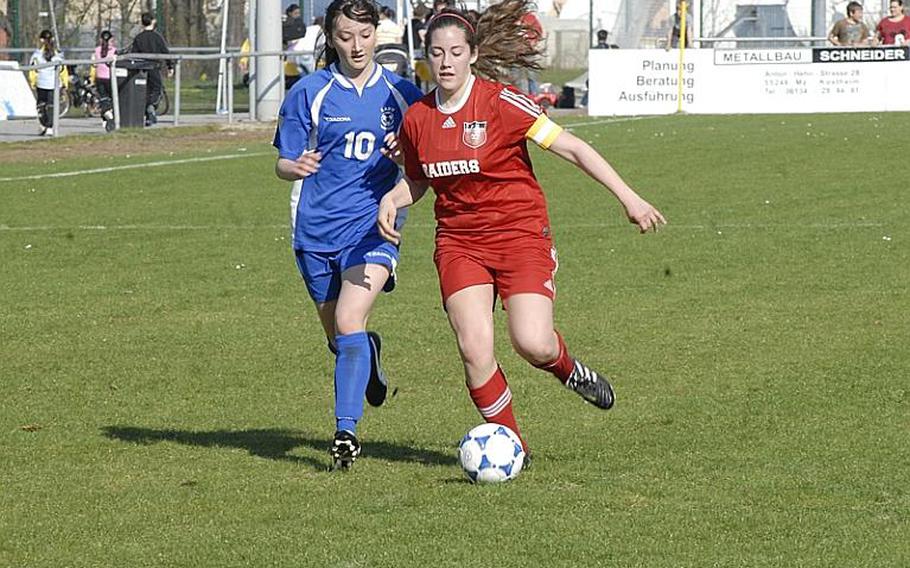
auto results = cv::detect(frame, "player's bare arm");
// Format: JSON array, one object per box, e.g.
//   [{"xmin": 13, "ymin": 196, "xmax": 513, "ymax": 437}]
[
  {"xmin": 547, "ymin": 129, "xmax": 667, "ymax": 233},
  {"xmin": 275, "ymin": 151, "xmax": 322, "ymax": 181},
  {"xmin": 377, "ymin": 177, "xmax": 430, "ymax": 244}
]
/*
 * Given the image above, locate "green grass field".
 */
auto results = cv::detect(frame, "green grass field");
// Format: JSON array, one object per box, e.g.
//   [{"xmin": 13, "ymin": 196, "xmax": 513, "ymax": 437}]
[{"xmin": 1, "ymin": 113, "xmax": 908, "ymax": 567}]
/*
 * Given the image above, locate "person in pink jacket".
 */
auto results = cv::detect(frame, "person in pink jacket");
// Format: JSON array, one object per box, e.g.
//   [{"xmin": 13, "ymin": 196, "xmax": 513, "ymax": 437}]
[{"xmin": 91, "ymin": 30, "xmax": 117, "ymax": 128}]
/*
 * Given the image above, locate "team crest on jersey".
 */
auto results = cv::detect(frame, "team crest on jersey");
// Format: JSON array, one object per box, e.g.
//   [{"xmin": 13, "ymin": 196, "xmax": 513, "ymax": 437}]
[
  {"xmin": 462, "ymin": 121, "xmax": 487, "ymax": 148},
  {"xmin": 380, "ymin": 106, "xmax": 397, "ymax": 129}
]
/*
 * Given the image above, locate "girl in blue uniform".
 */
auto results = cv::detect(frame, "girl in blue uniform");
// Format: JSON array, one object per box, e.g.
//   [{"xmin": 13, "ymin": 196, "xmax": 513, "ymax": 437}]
[{"xmin": 273, "ymin": 0, "xmax": 422, "ymax": 470}]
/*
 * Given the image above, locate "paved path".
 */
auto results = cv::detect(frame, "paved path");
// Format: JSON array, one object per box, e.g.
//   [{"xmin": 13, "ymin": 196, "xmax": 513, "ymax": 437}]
[
  {"xmin": 1, "ymin": 107, "xmax": 587, "ymax": 143},
  {"xmin": 0, "ymin": 113, "xmax": 255, "ymax": 143}
]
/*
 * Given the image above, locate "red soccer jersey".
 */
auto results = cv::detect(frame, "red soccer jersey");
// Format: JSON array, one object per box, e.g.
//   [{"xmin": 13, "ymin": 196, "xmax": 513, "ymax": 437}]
[
  {"xmin": 877, "ymin": 16, "xmax": 910, "ymax": 44},
  {"xmin": 399, "ymin": 75, "xmax": 563, "ymax": 245}
]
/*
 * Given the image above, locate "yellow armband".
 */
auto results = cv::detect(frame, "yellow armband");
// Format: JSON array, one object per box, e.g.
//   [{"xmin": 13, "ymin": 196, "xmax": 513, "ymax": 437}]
[
  {"xmin": 525, "ymin": 114, "xmax": 563, "ymax": 150},
  {"xmin": 28, "ymin": 69, "xmax": 37, "ymax": 89}
]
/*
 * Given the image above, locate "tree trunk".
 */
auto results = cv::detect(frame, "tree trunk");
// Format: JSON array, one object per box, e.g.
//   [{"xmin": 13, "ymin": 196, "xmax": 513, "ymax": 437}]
[
  {"xmin": 116, "ymin": 0, "xmax": 141, "ymax": 45},
  {"xmin": 162, "ymin": 0, "xmax": 209, "ymax": 75}
]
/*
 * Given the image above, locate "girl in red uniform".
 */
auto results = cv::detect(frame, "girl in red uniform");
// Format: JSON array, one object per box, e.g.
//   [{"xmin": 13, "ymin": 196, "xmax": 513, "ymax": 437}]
[{"xmin": 378, "ymin": 0, "xmax": 665, "ymax": 454}]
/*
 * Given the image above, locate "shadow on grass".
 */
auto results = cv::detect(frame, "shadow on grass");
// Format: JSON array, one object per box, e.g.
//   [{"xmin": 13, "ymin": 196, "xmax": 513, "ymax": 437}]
[{"xmin": 101, "ymin": 426, "xmax": 455, "ymax": 472}]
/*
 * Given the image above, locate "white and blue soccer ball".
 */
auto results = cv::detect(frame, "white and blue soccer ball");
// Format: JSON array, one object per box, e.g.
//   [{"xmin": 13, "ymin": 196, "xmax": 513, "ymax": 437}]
[{"xmin": 458, "ymin": 423, "xmax": 525, "ymax": 483}]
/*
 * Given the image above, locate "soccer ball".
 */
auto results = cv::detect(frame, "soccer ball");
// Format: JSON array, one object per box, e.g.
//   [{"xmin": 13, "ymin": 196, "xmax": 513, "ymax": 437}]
[{"xmin": 458, "ymin": 423, "xmax": 526, "ymax": 483}]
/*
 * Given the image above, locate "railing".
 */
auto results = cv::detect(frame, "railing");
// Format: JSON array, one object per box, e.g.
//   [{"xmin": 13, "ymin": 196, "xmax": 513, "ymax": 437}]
[
  {"xmin": 0, "ymin": 46, "xmax": 237, "ymax": 62},
  {"xmin": 696, "ymin": 36, "xmax": 830, "ymax": 47},
  {"xmin": 15, "ymin": 49, "xmax": 311, "ymax": 137}
]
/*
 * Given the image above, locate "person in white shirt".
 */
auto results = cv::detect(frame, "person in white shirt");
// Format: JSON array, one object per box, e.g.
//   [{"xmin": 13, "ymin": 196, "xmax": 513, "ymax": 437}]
[
  {"xmin": 28, "ymin": 29, "xmax": 68, "ymax": 136},
  {"xmin": 294, "ymin": 16, "xmax": 326, "ymax": 74},
  {"xmin": 376, "ymin": 6, "xmax": 403, "ymax": 45}
]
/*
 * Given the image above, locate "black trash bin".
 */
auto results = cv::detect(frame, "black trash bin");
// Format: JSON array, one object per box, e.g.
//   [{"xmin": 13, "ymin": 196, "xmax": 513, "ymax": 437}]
[
  {"xmin": 115, "ymin": 58, "xmax": 155, "ymax": 128},
  {"xmin": 558, "ymin": 86, "xmax": 575, "ymax": 109}
]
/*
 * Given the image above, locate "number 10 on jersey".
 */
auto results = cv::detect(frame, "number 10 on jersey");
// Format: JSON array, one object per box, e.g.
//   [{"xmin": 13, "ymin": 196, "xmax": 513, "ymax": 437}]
[{"xmin": 343, "ymin": 131, "xmax": 376, "ymax": 161}]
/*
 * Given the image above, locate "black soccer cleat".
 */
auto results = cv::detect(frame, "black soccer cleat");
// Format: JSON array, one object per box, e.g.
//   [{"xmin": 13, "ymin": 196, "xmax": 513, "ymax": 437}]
[
  {"xmin": 329, "ymin": 430, "xmax": 361, "ymax": 471},
  {"xmin": 566, "ymin": 359, "xmax": 615, "ymax": 410},
  {"xmin": 365, "ymin": 331, "xmax": 389, "ymax": 407}
]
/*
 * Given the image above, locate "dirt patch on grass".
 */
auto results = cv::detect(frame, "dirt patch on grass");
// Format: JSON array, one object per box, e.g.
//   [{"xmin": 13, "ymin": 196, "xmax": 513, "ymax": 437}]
[{"xmin": 0, "ymin": 123, "xmax": 277, "ymax": 165}]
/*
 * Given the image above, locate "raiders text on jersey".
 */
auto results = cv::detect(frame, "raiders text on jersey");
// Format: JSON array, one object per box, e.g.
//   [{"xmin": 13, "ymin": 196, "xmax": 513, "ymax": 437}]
[{"xmin": 421, "ymin": 159, "xmax": 481, "ymax": 178}]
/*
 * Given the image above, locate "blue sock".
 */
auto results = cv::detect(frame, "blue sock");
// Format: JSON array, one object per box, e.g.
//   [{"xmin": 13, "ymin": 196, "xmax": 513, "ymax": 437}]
[{"xmin": 334, "ymin": 331, "xmax": 371, "ymax": 434}]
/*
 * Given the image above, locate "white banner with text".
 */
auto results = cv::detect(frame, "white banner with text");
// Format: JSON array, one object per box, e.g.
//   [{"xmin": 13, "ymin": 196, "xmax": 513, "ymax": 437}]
[
  {"xmin": 588, "ymin": 47, "xmax": 910, "ymax": 116},
  {"xmin": 0, "ymin": 62, "xmax": 38, "ymax": 120}
]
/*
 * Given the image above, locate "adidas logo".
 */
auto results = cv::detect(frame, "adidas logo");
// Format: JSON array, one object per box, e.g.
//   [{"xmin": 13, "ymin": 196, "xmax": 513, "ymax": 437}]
[{"xmin": 442, "ymin": 116, "xmax": 456, "ymax": 129}]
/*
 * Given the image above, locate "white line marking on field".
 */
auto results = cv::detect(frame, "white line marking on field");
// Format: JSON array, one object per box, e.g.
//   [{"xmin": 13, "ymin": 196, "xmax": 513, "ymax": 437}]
[
  {"xmin": 562, "ymin": 116, "xmax": 655, "ymax": 130},
  {"xmin": 0, "ymin": 224, "xmax": 288, "ymax": 231},
  {"xmin": 0, "ymin": 221, "xmax": 885, "ymax": 232},
  {"xmin": 0, "ymin": 152, "xmax": 272, "ymax": 183},
  {"xmin": 554, "ymin": 221, "xmax": 886, "ymax": 230}
]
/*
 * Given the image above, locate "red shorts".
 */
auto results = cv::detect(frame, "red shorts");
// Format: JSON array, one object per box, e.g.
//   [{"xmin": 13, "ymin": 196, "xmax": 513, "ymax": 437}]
[{"xmin": 434, "ymin": 236, "xmax": 558, "ymax": 304}]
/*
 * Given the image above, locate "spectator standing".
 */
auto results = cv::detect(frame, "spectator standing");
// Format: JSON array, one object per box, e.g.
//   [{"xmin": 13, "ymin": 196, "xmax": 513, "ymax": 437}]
[
  {"xmin": 28, "ymin": 29, "xmax": 68, "ymax": 136},
  {"xmin": 283, "ymin": 3, "xmax": 308, "ymax": 88},
  {"xmin": 130, "ymin": 12, "xmax": 173, "ymax": 126},
  {"xmin": 91, "ymin": 31, "xmax": 117, "ymax": 95},
  {"xmin": 876, "ymin": 0, "xmax": 910, "ymax": 45},
  {"xmin": 91, "ymin": 30, "xmax": 117, "ymax": 127},
  {"xmin": 666, "ymin": 0, "xmax": 692, "ymax": 50},
  {"xmin": 376, "ymin": 6, "xmax": 404, "ymax": 46},
  {"xmin": 829, "ymin": 2, "xmax": 871, "ymax": 46},
  {"xmin": 595, "ymin": 29, "xmax": 615, "ymax": 49}
]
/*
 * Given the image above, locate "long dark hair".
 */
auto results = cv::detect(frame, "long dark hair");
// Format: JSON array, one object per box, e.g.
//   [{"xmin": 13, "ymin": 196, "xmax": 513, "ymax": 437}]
[
  {"xmin": 425, "ymin": 0, "xmax": 543, "ymax": 82},
  {"xmin": 321, "ymin": 0, "xmax": 380, "ymax": 68},
  {"xmin": 99, "ymin": 30, "xmax": 113, "ymax": 58},
  {"xmin": 38, "ymin": 29, "xmax": 56, "ymax": 61}
]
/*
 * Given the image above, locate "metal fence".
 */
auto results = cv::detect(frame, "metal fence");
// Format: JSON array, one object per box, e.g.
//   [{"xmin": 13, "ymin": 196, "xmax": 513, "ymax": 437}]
[
  {"xmin": 547, "ymin": 29, "xmax": 590, "ymax": 69},
  {"xmin": 610, "ymin": 0, "xmax": 897, "ymax": 49},
  {"xmin": 15, "ymin": 49, "xmax": 310, "ymax": 137},
  {"xmin": 0, "ymin": 46, "xmax": 232, "ymax": 65}
]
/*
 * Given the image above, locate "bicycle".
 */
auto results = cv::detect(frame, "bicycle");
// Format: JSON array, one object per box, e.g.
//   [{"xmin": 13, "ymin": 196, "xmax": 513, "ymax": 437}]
[
  {"xmin": 57, "ymin": 86, "xmax": 71, "ymax": 117},
  {"xmin": 156, "ymin": 86, "xmax": 170, "ymax": 116},
  {"xmin": 68, "ymin": 74, "xmax": 104, "ymax": 118}
]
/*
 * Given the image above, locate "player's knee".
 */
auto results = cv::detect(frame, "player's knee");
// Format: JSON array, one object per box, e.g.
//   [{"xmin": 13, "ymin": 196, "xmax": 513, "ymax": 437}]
[
  {"xmin": 512, "ymin": 331, "xmax": 558, "ymax": 366},
  {"xmin": 334, "ymin": 310, "xmax": 367, "ymax": 335},
  {"xmin": 456, "ymin": 331, "xmax": 495, "ymax": 370}
]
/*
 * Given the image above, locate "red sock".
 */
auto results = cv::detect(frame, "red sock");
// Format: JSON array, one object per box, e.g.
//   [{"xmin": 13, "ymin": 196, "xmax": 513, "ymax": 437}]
[
  {"xmin": 534, "ymin": 331, "xmax": 575, "ymax": 384},
  {"xmin": 468, "ymin": 366, "xmax": 529, "ymax": 453}
]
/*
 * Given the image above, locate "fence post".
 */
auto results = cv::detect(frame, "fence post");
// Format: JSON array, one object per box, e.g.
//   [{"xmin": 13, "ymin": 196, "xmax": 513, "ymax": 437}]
[
  {"xmin": 249, "ymin": 52, "xmax": 257, "ymax": 121},
  {"xmin": 248, "ymin": 0, "xmax": 257, "ymax": 121},
  {"xmin": 174, "ymin": 58, "xmax": 182, "ymax": 126},
  {"xmin": 227, "ymin": 55, "xmax": 234, "ymax": 124},
  {"xmin": 52, "ymin": 62, "xmax": 60, "ymax": 137},
  {"xmin": 110, "ymin": 58, "xmax": 120, "ymax": 130},
  {"xmin": 279, "ymin": 53, "xmax": 286, "ymax": 108}
]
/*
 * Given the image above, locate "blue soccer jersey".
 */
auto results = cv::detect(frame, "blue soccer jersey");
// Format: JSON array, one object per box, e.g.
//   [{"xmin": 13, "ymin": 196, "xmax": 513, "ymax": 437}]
[{"xmin": 274, "ymin": 63, "xmax": 423, "ymax": 252}]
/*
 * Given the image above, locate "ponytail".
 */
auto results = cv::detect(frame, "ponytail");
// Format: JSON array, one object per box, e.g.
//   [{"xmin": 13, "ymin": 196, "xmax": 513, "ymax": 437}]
[{"xmin": 100, "ymin": 30, "xmax": 113, "ymax": 58}]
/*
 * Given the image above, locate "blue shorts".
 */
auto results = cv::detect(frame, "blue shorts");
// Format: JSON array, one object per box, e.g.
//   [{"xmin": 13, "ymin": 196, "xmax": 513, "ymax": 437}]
[{"xmin": 295, "ymin": 235, "xmax": 400, "ymax": 303}]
